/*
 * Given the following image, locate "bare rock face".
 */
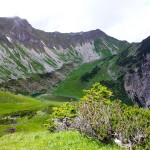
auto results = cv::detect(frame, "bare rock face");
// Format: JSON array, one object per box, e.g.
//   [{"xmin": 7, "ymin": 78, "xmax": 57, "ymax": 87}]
[{"xmin": 124, "ymin": 54, "xmax": 150, "ymax": 108}]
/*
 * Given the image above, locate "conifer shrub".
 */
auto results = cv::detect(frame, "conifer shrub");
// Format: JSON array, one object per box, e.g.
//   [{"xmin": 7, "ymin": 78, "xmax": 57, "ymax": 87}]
[
  {"xmin": 46, "ymin": 83, "xmax": 150, "ymax": 149},
  {"xmin": 75, "ymin": 83, "xmax": 150, "ymax": 149}
]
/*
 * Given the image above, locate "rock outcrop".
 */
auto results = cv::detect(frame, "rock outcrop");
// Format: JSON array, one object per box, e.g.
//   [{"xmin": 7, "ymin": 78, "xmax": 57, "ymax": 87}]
[{"xmin": 124, "ymin": 54, "xmax": 150, "ymax": 108}]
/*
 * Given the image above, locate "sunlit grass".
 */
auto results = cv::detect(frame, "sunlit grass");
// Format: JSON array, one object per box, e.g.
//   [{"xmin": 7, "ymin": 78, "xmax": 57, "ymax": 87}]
[
  {"xmin": 0, "ymin": 91, "xmax": 45, "ymax": 116},
  {"xmin": 0, "ymin": 91, "xmax": 64, "ymax": 136},
  {"xmin": 0, "ymin": 91, "xmax": 64, "ymax": 116},
  {"xmin": 0, "ymin": 130, "xmax": 123, "ymax": 150}
]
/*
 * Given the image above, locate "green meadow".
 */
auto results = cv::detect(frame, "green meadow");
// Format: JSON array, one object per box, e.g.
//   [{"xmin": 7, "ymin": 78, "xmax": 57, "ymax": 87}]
[
  {"xmin": 0, "ymin": 130, "xmax": 123, "ymax": 150},
  {"xmin": 0, "ymin": 90, "xmax": 124, "ymax": 150}
]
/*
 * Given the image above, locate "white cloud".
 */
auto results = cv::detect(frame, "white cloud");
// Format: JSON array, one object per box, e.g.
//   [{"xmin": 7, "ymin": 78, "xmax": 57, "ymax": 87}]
[{"xmin": 0, "ymin": 0, "xmax": 150, "ymax": 42}]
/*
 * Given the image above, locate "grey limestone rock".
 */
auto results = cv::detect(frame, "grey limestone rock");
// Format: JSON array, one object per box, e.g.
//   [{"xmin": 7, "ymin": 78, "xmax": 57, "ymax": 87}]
[{"xmin": 124, "ymin": 54, "xmax": 150, "ymax": 108}]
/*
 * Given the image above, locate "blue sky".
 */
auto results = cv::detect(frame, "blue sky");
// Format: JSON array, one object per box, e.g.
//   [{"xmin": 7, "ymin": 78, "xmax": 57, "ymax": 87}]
[{"xmin": 0, "ymin": 0, "xmax": 150, "ymax": 42}]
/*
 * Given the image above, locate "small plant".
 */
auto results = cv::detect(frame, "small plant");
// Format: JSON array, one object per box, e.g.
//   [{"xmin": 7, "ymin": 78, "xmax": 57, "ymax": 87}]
[
  {"xmin": 46, "ymin": 102, "xmax": 77, "ymax": 132},
  {"xmin": 0, "ymin": 116, "xmax": 17, "ymax": 125},
  {"xmin": 52, "ymin": 102, "xmax": 77, "ymax": 119},
  {"xmin": 36, "ymin": 110, "xmax": 46, "ymax": 117},
  {"xmin": 44, "ymin": 116, "xmax": 57, "ymax": 132}
]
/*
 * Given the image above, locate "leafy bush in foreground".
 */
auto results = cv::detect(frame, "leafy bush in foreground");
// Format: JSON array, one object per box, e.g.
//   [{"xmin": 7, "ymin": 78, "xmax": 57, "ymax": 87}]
[
  {"xmin": 75, "ymin": 83, "xmax": 150, "ymax": 149},
  {"xmin": 46, "ymin": 83, "xmax": 150, "ymax": 149},
  {"xmin": 45, "ymin": 102, "xmax": 77, "ymax": 132}
]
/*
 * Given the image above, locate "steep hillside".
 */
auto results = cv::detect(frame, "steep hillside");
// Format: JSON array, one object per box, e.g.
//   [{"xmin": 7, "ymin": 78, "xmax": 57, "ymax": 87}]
[
  {"xmin": 0, "ymin": 63, "xmax": 75, "ymax": 95},
  {"xmin": 0, "ymin": 17, "xmax": 129, "ymax": 84},
  {"xmin": 107, "ymin": 36, "xmax": 150, "ymax": 107},
  {"xmin": 123, "ymin": 37, "xmax": 150, "ymax": 108},
  {"xmin": 52, "ymin": 36, "xmax": 150, "ymax": 107},
  {"xmin": 52, "ymin": 57, "xmax": 133, "ymax": 105}
]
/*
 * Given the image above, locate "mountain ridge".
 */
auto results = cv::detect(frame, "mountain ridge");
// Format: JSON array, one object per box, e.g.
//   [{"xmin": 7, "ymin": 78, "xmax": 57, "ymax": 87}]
[
  {"xmin": 0, "ymin": 16, "xmax": 129, "ymax": 83},
  {"xmin": 1, "ymin": 17, "xmax": 150, "ymax": 107}
]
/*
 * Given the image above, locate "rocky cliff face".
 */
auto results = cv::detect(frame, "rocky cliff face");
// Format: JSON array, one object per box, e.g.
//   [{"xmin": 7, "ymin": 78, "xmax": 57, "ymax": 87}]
[
  {"xmin": 123, "ymin": 37, "xmax": 150, "ymax": 108},
  {"xmin": 0, "ymin": 17, "xmax": 129, "ymax": 83},
  {"xmin": 124, "ymin": 54, "xmax": 150, "ymax": 108},
  {"xmin": 86, "ymin": 35, "xmax": 150, "ymax": 107}
]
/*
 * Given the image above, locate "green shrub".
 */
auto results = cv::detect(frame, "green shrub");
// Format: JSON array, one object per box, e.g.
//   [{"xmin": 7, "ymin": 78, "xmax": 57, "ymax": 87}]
[
  {"xmin": 52, "ymin": 102, "xmax": 77, "ymax": 119},
  {"xmin": 0, "ymin": 116, "xmax": 17, "ymax": 125},
  {"xmin": 46, "ymin": 83, "xmax": 150, "ymax": 149},
  {"xmin": 80, "ymin": 65, "xmax": 100, "ymax": 82},
  {"xmin": 44, "ymin": 116, "xmax": 57, "ymax": 132},
  {"xmin": 7, "ymin": 110, "xmax": 36, "ymax": 119},
  {"xmin": 75, "ymin": 83, "xmax": 150, "ymax": 149},
  {"xmin": 75, "ymin": 83, "xmax": 114, "ymax": 141},
  {"xmin": 45, "ymin": 102, "xmax": 77, "ymax": 132}
]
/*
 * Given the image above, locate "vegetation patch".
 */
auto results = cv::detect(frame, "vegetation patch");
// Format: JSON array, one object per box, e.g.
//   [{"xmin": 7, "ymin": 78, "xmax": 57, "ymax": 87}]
[
  {"xmin": 0, "ymin": 130, "xmax": 123, "ymax": 150},
  {"xmin": 0, "ymin": 91, "xmax": 45, "ymax": 116},
  {"xmin": 100, "ymin": 79, "xmax": 133, "ymax": 105},
  {"xmin": 52, "ymin": 60, "xmax": 102, "ymax": 98},
  {"xmin": 48, "ymin": 83, "xmax": 150, "ymax": 149}
]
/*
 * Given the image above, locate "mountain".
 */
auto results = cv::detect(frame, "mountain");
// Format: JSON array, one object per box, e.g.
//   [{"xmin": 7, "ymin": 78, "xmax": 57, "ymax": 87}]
[
  {"xmin": 50, "ymin": 36, "xmax": 150, "ymax": 108},
  {"xmin": 123, "ymin": 37, "xmax": 150, "ymax": 108},
  {"xmin": 0, "ymin": 17, "xmax": 129, "ymax": 92},
  {"xmin": 106, "ymin": 36, "xmax": 150, "ymax": 107},
  {"xmin": 0, "ymin": 17, "xmax": 149, "ymax": 108}
]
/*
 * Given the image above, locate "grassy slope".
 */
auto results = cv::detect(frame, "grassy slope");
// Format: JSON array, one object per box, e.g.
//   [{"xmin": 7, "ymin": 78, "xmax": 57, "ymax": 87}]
[
  {"xmin": 52, "ymin": 60, "xmax": 104, "ymax": 99},
  {"xmin": 0, "ymin": 91, "xmax": 63, "ymax": 136},
  {"xmin": 51, "ymin": 42, "xmax": 135, "ymax": 100},
  {"xmin": 0, "ymin": 91, "xmax": 66, "ymax": 116},
  {"xmin": 52, "ymin": 58, "xmax": 112, "ymax": 99},
  {"xmin": 0, "ymin": 130, "xmax": 123, "ymax": 150},
  {"xmin": 0, "ymin": 92, "xmax": 123, "ymax": 150},
  {"xmin": 51, "ymin": 56, "xmax": 132, "ymax": 105},
  {"xmin": 0, "ymin": 91, "xmax": 47, "ymax": 116}
]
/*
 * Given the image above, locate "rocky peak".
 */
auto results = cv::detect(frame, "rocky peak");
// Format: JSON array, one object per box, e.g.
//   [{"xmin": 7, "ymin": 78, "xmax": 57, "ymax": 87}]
[
  {"xmin": 45, "ymin": 29, "xmax": 108, "ymax": 49},
  {"xmin": 11, "ymin": 16, "xmax": 33, "ymax": 33},
  {"xmin": 138, "ymin": 36, "xmax": 150, "ymax": 56},
  {"xmin": 50, "ymin": 29, "xmax": 106, "ymax": 42},
  {"xmin": 0, "ymin": 17, "xmax": 127, "ymax": 50},
  {"xmin": 0, "ymin": 17, "xmax": 42, "ymax": 48},
  {"xmin": 0, "ymin": 16, "xmax": 32, "ymax": 33}
]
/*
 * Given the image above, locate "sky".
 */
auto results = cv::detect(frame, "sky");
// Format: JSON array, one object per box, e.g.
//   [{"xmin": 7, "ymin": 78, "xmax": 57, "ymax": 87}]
[{"xmin": 0, "ymin": 0, "xmax": 150, "ymax": 42}]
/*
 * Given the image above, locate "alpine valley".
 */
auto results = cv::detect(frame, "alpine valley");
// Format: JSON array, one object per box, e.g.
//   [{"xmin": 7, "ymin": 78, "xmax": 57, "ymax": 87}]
[
  {"xmin": 0, "ymin": 17, "xmax": 150, "ymax": 150},
  {"xmin": 0, "ymin": 17, "xmax": 149, "ymax": 107}
]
